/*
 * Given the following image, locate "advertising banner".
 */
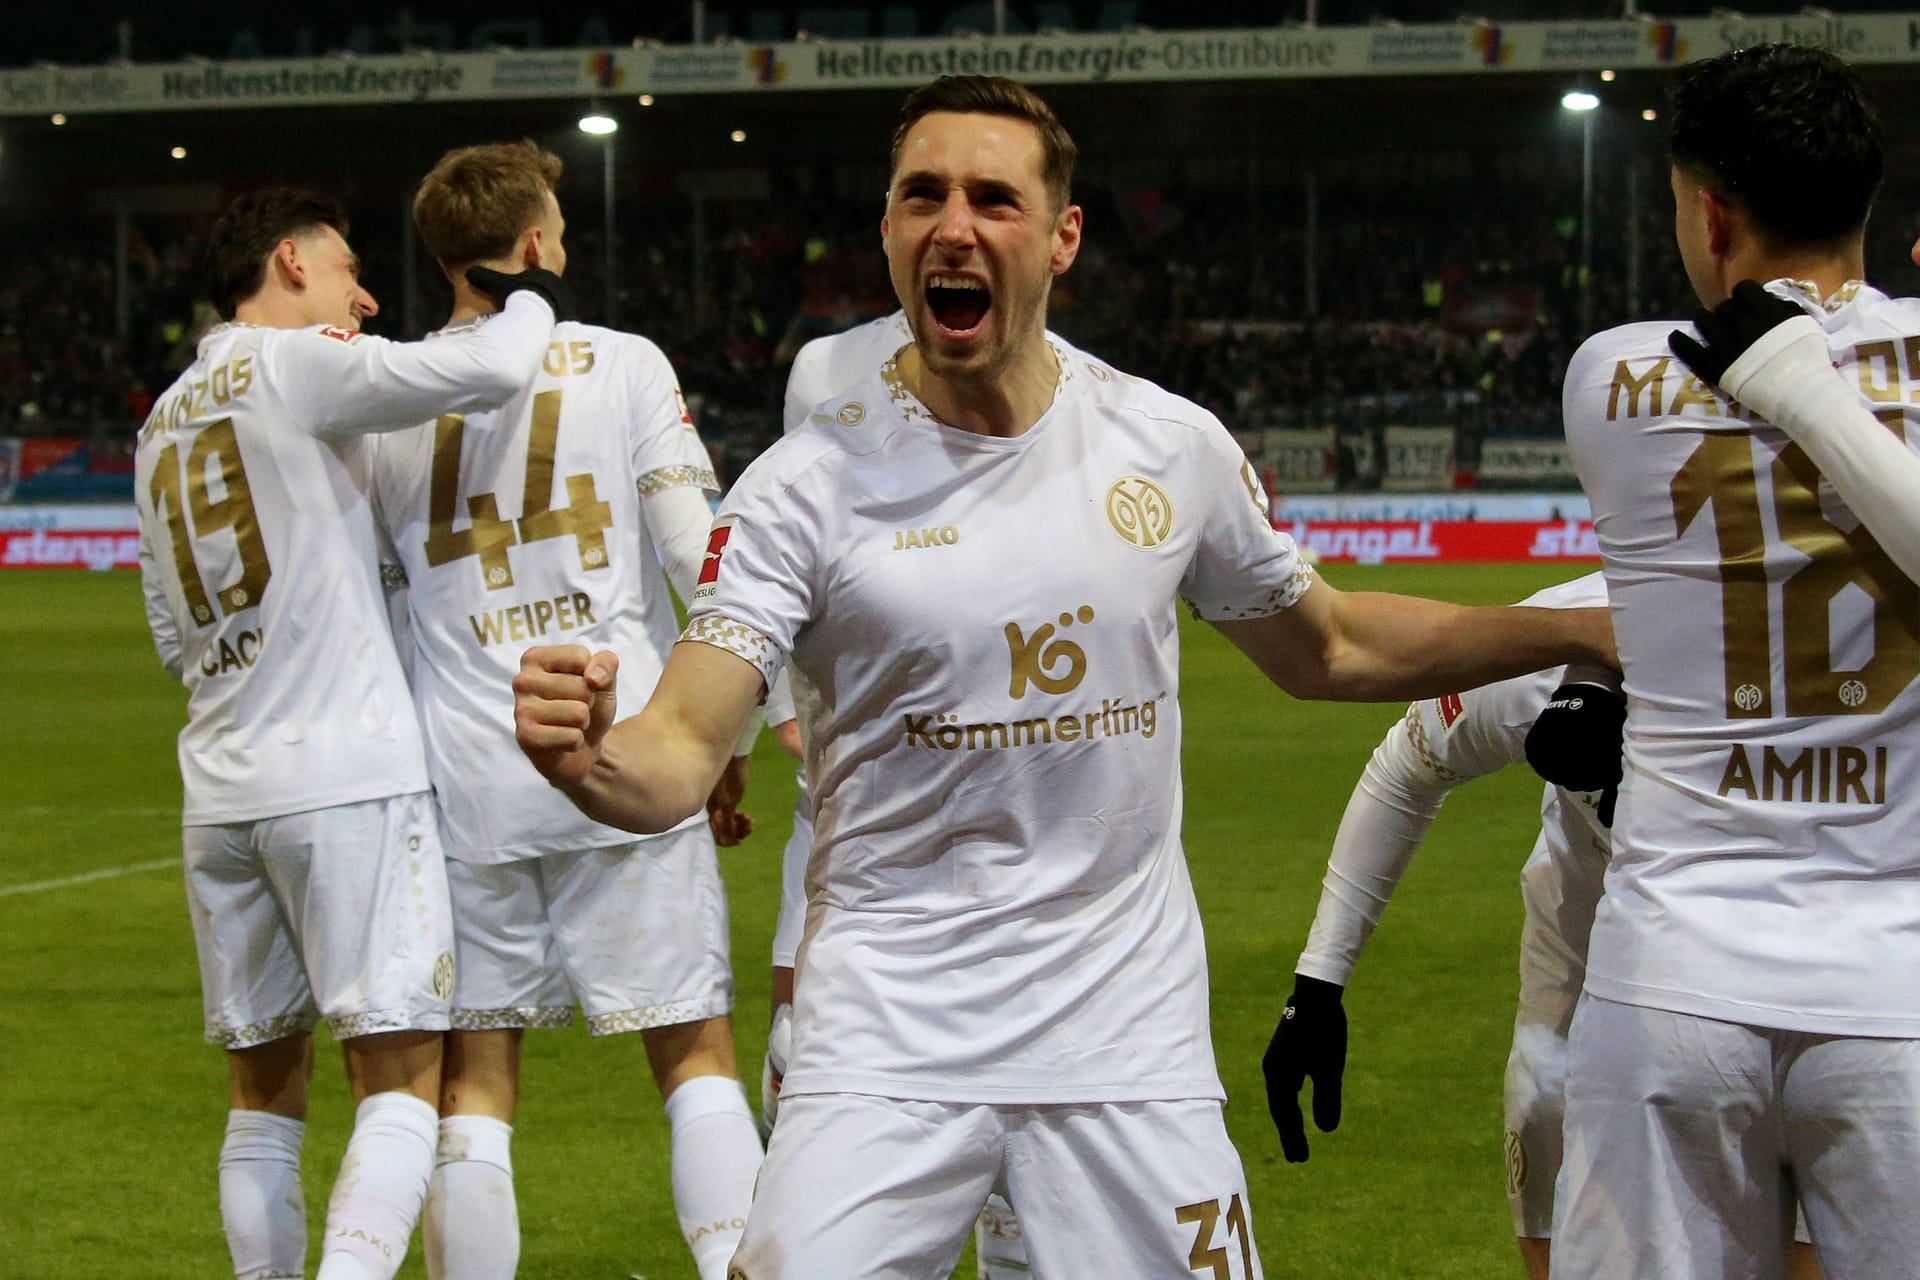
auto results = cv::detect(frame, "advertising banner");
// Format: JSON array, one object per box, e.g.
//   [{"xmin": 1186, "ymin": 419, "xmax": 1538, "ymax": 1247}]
[
  {"xmin": 1382, "ymin": 425, "xmax": 1456, "ymax": 493},
  {"xmin": 1278, "ymin": 518, "xmax": 1600, "ymax": 564},
  {"xmin": 9, "ymin": 15, "xmax": 1920, "ymax": 115},
  {"xmin": 1477, "ymin": 439, "xmax": 1579, "ymax": 486},
  {"xmin": 1262, "ymin": 428, "xmax": 1339, "ymax": 495}
]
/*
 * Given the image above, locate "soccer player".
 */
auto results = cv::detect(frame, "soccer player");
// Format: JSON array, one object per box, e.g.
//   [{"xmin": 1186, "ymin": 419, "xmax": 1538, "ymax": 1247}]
[
  {"xmin": 512, "ymin": 75, "xmax": 1612, "ymax": 1278},
  {"xmin": 1555, "ymin": 45, "xmax": 1920, "ymax": 1278},
  {"xmin": 134, "ymin": 190, "xmax": 561, "ymax": 1280},
  {"xmin": 1264, "ymin": 570, "xmax": 1822, "ymax": 1280},
  {"xmin": 771, "ymin": 309, "xmax": 1038, "ymax": 1280},
  {"xmin": 370, "ymin": 142, "xmax": 761, "ymax": 1280}
]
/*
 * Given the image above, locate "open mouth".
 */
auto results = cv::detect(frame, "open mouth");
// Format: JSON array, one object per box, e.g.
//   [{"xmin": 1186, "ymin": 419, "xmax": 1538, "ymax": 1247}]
[{"xmin": 926, "ymin": 274, "xmax": 991, "ymax": 336}]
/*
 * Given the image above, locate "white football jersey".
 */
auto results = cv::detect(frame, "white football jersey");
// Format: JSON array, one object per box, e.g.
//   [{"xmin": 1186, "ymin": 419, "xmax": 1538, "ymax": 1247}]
[
  {"xmin": 1296, "ymin": 573, "xmax": 1613, "ymax": 991},
  {"xmin": 686, "ymin": 345, "xmax": 1314, "ymax": 1103},
  {"xmin": 1566, "ymin": 281, "xmax": 1920, "ymax": 1037},
  {"xmin": 782, "ymin": 312, "xmax": 915, "ymax": 437},
  {"xmin": 777, "ymin": 312, "xmax": 1075, "ymax": 820},
  {"xmin": 133, "ymin": 297, "xmax": 555, "ymax": 825},
  {"xmin": 371, "ymin": 319, "xmax": 718, "ymax": 863}
]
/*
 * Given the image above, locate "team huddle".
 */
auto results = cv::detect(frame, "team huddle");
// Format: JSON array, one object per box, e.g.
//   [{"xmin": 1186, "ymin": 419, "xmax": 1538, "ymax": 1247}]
[{"xmin": 133, "ymin": 43, "xmax": 1919, "ymax": 1280}]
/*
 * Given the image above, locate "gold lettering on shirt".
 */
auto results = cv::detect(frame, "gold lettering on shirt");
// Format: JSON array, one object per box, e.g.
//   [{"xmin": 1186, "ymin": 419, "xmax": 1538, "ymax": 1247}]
[
  {"xmin": 891, "ymin": 525, "xmax": 960, "ymax": 550},
  {"xmin": 1715, "ymin": 743, "xmax": 1888, "ymax": 805},
  {"xmin": 467, "ymin": 591, "xmax": 597, "ymax": 647}
]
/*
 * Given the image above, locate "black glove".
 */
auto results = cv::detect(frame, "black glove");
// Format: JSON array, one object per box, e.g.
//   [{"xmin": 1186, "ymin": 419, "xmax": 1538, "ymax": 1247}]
[
  {"xmin": 465, "ymin": 264, "xmax": 577, "ymax": 323},
  {"xmin": 1262, "ymin": 974, "xmax": 1347, "ymax": 1163},
  {"xmin": 1524, "ymin": 680, "xmax": 1626, "ymax": 794},
  {"xmin": 1669, "ymin": 279, "xmax": 1807, "ymax": 388}
]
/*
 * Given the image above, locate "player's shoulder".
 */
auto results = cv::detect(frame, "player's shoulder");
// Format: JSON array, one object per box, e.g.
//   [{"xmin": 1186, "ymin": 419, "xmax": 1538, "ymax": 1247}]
[
  {"xmin": 789, "ymin": 314, "xmax": 913, "ymax": 403},
  {"xmin": 1067, "ymin": 342, "xmax": 1233, "ymax": 447},
  {"xmin": 1832, "ymin": 283, "xmax": 1920, "ymax": 337},
  {"xmin": 735, "ymin": 381, "xmax": 886, "ymax": 501},
  {"xmin": 1568, "ymin": 320, "xmax": 1677, "ymax": 380},
  {"xmin": 1516, "ymin": 570, "xmax": 1608, "ymax": 611},
  {"xmin": 561, "ymin": 319, "xmax": 663, "ymax": 362}
]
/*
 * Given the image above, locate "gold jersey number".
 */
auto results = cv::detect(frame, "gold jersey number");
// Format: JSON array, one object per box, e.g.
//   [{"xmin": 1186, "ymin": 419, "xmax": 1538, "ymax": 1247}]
[
  {"xmin": 1176, "ymin": 1194, "xmax": 1253, "ymax": 1279},
  {"xmin": 1669, "ymin": 412, "xmax": 1920, "ymax": 718},
  {"xmin": 424, "ymin": 388, "xmax": 614, "ymax": 591},
  {"xmin": 147, "ymin": 417, "xmax": 272, "ymax": 626}
]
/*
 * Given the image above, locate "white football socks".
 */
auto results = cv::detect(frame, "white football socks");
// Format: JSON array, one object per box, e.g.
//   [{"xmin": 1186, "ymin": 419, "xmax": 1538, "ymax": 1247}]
[
  {"xmin": 663, "ymin": 1075, "xmax": 763, "ymax": 1280},
  {"xmin": 423, "ymin": 1114, "xmax": 518, "ymax": 1280},
  {"xmin": 219, "ymin": 1109, "xmax": 307, "ymax": 1280},
  {"xmin": 314, "ymin": 1091, "xmax": 438, "ymax": 1280}
]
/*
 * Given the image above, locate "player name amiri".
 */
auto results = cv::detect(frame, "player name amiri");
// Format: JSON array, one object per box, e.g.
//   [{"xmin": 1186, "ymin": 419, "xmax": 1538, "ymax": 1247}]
[{"xmin": 1716, "ymin": 743, "xmax": 1890, "ymax": 806}]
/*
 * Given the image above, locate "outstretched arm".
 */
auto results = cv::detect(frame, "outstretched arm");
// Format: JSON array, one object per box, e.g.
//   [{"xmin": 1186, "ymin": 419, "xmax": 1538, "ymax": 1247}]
[
  {"xmin": 514, "ymin": 639, "xmax": 765, "ymax": 834},
  {"xmin": 1672, "ymin": 280, "xmax": 1920, "ymax": 582},
  {"xmin": 1212, "ymin": 578, "xmax": 1614, "ymax": 703}
]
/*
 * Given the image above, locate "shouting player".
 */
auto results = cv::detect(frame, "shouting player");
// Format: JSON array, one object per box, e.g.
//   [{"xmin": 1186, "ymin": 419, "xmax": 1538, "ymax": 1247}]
[{"xmin": 513, "ymin": 75, "xmax": 1612, "ymax": 1278}]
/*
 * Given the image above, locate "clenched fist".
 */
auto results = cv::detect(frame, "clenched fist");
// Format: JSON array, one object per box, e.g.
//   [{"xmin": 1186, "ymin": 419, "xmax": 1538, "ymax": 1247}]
[{"xmin": 513, "ymin": 645, "xmax": 620, "ymax": 790}]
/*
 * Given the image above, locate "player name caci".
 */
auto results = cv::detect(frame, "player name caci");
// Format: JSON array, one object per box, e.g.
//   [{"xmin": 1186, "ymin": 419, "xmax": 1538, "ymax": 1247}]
[
  {"xmin": 199, "ymin": 627, "xmax": 264, "ymax": 677},
  {"xmin": 1715, "ymin": 743, "xmax": 1889, "ymax": 805},
  {"xmin": 468, "ymin": 592, "xmax": 598, "ymax": 647},
  {"xmin": 901, "ymin": 694, "xmax": 1162, "ymax": 752}
]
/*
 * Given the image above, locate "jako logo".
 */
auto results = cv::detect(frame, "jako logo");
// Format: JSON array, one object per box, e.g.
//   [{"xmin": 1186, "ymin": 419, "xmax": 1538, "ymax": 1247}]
[{"xmin": 1005, "ymin": 606, "xmax": 1094, "ymax": 698}]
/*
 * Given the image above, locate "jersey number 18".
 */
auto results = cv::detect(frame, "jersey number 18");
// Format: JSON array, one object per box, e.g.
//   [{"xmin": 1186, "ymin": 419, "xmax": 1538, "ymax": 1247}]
[{"xmin": 1669, "ymin": 411, "xmax": 1920, "ymax": 719}]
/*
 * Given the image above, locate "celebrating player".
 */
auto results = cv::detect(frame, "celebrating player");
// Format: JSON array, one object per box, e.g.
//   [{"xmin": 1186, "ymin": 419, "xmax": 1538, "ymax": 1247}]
[
  {"xmin": 134, "ymin": 190, "xmax": 560, "ymax": 1280},
  {"xmin": 771, "ymin": 308, "xmax": 1037, "ymax": 1280},
  {"xmin": 513, "ymin": 75, "xmax": 1611, "ymax": 1278},
  {"xmin": 369, "ymin": 141, "xmax": 761, "ymax": 1280},
  {"xmin": 1555, "ymin": 44, "xmax": 1920, "ymax": 1278}
]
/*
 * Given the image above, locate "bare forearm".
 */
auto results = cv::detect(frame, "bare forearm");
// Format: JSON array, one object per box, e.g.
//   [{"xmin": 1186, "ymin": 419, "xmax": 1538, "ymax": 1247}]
[
  {"xmin": 1216, "ymin": 585, "xmax": 1614, "ymax": 703},
  {"xmin": 561, "ymin": 707, "xmax": 731, "ymax": 834},
  {"xmin": 1320, "ymin": 595, "xmax": 1612, "ymax": 701}
]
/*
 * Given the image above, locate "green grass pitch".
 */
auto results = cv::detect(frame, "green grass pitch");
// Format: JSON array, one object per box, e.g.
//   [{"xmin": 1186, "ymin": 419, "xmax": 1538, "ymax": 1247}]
[{"xmin": 0, "ymin": 562, "xmax": 1582, "ymax": 1278}]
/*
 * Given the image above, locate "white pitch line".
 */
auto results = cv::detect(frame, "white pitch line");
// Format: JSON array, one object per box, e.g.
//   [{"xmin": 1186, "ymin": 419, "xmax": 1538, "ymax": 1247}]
[{"xmin": 0, "ymin": 858, "xmax": 175, "ymax": 898}]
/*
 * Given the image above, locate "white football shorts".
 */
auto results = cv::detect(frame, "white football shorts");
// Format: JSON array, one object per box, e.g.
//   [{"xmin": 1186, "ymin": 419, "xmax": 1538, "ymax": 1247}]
[
  {"xmin": 728, "ymin": 1093, "xmax": 1263, "ymax": 1280},
  {"xmin": 184, "ymin": 791, "xmax": 453, "ymax": 1048},
  {"xmin": 445, "ymin": 825, "xmax": 733, "ymax": 1035},
  {"xmin": 1553, "ymin": 995, "xmax": 1919, "ymax": 1278},
  {"xmin": 1504, "ymin": 825, "xmax": 1596, "ymax": 1239}
]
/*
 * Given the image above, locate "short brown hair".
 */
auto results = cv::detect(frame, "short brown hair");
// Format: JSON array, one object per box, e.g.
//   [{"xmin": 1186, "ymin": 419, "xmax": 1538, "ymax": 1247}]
[
  {"xmin": 412, "ymin": 140, "xmax": 563, "ymax": 268},
  {"xmin": 205, "ymin": 189, "xmax": 348, "ymax": 321},
  {"xmin": 890, "ymin": 75, "xmax": 1076, "ymax": 210}
]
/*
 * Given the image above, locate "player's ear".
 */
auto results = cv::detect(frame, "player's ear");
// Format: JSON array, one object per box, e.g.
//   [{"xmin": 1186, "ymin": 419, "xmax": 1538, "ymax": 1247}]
[
  {"xmin": 520, "ymin": 226, "xmax": 543, "ymax": 271},
  {"xmin": 1050, "ymin": 203, "xmax": 1083, "ymax": 276},
  {"xmin": 1701, "ymin": 188, "xmax": 1736, "ymax": 259},
  {"xmin": 272, "ymin": 238, "xmax": 306, "ymax": 290}
]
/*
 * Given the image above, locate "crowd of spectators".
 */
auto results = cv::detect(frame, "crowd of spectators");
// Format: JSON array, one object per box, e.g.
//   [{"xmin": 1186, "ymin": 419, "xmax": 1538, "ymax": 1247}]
[{"xmin": 8, "ymin": 171, "xmax": 1918, "ymax": 491}]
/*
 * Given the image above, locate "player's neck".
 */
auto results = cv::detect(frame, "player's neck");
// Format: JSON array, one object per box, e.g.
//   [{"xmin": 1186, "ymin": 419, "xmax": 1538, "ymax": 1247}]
[
  {"xmin": 445, "ymin": 258, "xmax": 517, "ymax": 326},
  {"xmin": 899, "ymin": 339, "xmax": 1059, "ymax": 438},
  {"xmin": 1722, "ymin": 244, "xmax": 1866, "ymax": 306},
  {"xmin": 445, "ymin": 285, "xmax": 501, "ymax": 327},
  {"xmin": 233, "ymin": 290, "xmax": 315, "ymax": 330}
]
